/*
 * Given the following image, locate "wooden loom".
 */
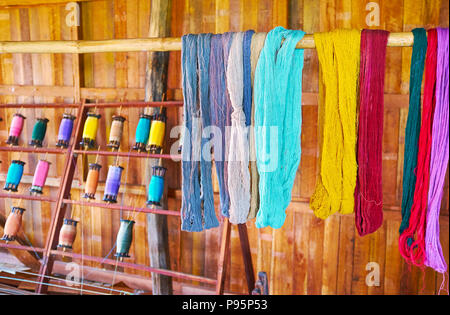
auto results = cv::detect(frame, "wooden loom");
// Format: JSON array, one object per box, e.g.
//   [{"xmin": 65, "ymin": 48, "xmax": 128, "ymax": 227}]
[{"xmin": 0, "ymin": 31, "xmax": 420, "ymax": 294}]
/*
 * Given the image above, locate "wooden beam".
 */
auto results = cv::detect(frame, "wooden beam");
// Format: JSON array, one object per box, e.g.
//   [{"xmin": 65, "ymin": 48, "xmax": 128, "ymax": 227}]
[
  {"xmin": 0, "ymin": 33, "xmax": 415, "ymax": 54},
  {"xmin": 144, "ymin": 0, "xmax": 173, "ymax": 296},
  {"xmin": 0, "ymin": 0, "xmax": 93, "ymax": 7}
]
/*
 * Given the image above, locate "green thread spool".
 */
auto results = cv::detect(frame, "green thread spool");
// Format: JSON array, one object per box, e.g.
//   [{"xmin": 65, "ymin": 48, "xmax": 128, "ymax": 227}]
[
  {"xmin": 114, "ymin": 219, "xmax": 135, "ymax": 260},
  {"xmin": 29, "ymin": 118, "xmax": 49, "ymax": 147}
]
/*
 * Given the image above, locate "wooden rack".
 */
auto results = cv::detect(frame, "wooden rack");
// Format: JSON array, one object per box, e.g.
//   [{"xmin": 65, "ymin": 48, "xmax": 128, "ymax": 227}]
[{"xmin": 0, "ymin": 100, "xmax": 255, "ymax": 295}]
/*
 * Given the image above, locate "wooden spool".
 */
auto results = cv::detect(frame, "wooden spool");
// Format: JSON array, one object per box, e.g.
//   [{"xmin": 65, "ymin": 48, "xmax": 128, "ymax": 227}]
[
  {"xmin": 1, "ymin": 207, "xmax": 25, "ymax": 243},
  {"xmin": 57, "ymin": 218, "xmax": 78, "ymax": 250}
]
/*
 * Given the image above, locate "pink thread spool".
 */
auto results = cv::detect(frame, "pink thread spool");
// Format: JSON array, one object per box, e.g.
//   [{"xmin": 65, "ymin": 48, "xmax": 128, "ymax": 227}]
[
  {"xmin": 6, "ymin": 113, "xmax": 26, "ymax": 146},
  {"xmin": 30, "ymin": 160, "xmax": 51, "ymax": 195}
]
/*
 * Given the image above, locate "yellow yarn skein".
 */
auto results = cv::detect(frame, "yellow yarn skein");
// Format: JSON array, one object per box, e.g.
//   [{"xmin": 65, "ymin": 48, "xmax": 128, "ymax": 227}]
[{"xmin": 310, "ymin": 29, "xmax": 361, "ymax": 219}]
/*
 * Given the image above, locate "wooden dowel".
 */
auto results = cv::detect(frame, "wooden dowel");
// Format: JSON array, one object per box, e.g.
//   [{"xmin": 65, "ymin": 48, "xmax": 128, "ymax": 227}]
[{"xmin": 0, "ymin": 32, "xmax": 415, "ymax": 54}]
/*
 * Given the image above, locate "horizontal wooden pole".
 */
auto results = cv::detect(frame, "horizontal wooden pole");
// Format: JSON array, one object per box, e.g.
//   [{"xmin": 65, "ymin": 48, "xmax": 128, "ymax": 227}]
[{"xmin": 0, "ymin": 32, "xmax": 414, "ymax": 54}]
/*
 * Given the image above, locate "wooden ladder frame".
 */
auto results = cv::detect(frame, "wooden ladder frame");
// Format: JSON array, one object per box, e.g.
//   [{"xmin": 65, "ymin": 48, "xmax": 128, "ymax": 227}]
[{"xmin": 0, "ymin": 100, "xmax": 255, "ymax": 295}]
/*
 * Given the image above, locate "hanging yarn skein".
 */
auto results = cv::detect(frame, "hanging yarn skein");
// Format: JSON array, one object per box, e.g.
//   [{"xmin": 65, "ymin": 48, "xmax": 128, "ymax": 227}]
[
  {"xmin": 181, "ymin": 33, "xmax": 219, "ymax": 232},
  {"xmin": 425, "ymin": 27, "xmax": 449, "ymax": 276},
  {"xmin": 248, "ymin": 32, "xmax": 266, "ymax": 220},
  {"xmin": 56, "ymin": 114, "xmax": 75, "ymax": 148},
  {"xmin": 30, "ymin": 160, "xmax": 50, "ymax": 195},
  {"xmin": 254, "ymin": 27, "xmax": 306, "ymax": 229},
  {"xmin": 209, "ymin": 33, "xmax": 232, "ymax": 219},
  {"xmin": 310, "ymin": 29, "xmax": 361, "ymax": 220},
  {"xmin": 399, "ymin": 29, "xmax": 438, "ymax": 266},
  {"xmin": 3, "ymin": 160, "xmax": 25, "ymax": 192},
  {"xmin": 6, "ymin": 113, "xmax": 26, "ymax": 146},
  {"xmin": 29, "ymin": 118, "xmax": 49, "ymax": 147},
  {"xmin": 227, "ymin": 32, "xmax": 251, "ymax": 224},
  {"xmin": 399, "ymin": 28, "xmax": 427, "ymax": 235},
  {"xmin": 355, "ymin": 29, "xmax": 389, "ymax": 236}
]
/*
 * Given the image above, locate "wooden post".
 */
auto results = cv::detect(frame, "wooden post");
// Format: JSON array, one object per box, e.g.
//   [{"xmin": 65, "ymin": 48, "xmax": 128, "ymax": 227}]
[
  {"xmin": 216, "ymin": 218, "xmax": 232, "ymax": 295},
  {"xmin": 144, "ymin": 0, "xmax": 173, "ymax": 295}
]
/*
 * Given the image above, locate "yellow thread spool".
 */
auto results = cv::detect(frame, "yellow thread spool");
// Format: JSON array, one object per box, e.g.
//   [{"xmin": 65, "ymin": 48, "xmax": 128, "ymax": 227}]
[
  {"xmin": 80, "ymin": 113, "xmax": 101, "ymax": 149},
  {"xmin": 146, "ymin": 112, "xmax": 166, "ymax": 153}
]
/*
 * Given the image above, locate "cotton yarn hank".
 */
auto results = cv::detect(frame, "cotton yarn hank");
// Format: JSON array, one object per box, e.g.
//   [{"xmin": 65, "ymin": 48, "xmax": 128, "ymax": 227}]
[
  {"xmin": 254, "ymin": 26, "xmax": 305, "ymax": 229},
  {"xmin": 355, "ymin": 29, "xmax": 389, "ymax": 236},
  {"xmin": 399, "ymin": 29, "xmax": 437, "ymax": 266},
  {"xmin": 399, "ymin": 28, "xmax": 427, "ymax": 235},
  {"xmin": 227, "ymin": 32, "xmax": 251, "ymax": 224},
  {"xmin": 425, "ymin": 27, "xmax": 449, "ymax": 277}
]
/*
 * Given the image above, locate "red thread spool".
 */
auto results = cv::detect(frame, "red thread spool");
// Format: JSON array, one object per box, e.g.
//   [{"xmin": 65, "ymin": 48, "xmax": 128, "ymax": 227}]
[
  {"xmin": 83, "ymin": 163, "xmax": 102, "ymax": 199},
  {"xmin": 1, "ymin": 207, "xmax": 25, "ymax": 242},
  {"xmin": 30, "ymin": 160, "xmax": 51, "ymax": 195},
  {"xmin": 57, "ymin": 218, "xmax": 78, "ymax": 250}
]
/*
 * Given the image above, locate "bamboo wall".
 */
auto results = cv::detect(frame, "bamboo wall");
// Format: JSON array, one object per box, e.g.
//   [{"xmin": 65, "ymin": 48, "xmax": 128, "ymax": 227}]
[{"xmin": 0, "ymin": 0, "xmax": 449, "ymax": 295}]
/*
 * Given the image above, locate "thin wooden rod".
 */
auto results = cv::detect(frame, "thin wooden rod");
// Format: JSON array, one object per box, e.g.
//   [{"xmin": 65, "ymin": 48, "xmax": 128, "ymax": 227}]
[{"xmin": 0, "ymin": 32, "xmax": 414, "ymax": 54}]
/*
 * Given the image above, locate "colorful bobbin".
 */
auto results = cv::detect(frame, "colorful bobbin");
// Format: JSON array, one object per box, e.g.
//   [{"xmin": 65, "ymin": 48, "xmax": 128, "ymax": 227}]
[
  {"xmin": 147, "ymin": 166, "xmax": 166, "ymax": 206},
  {"xmin": 146, "ymin": 110, "xmax": 167, "ymax": 154},
  {"xmin": 29, "ymin": 118, "xmax": 49, "ymax": 147},
  {"xmin": 3, "ymin": 160, "xmax": 25, "ymax": 192},
  {"xmin": 6, "ymin": 113, "xmax": 26, "ymax": 146},
  {"xmin": 57, "ymin": 218, "xmax": 78, "ymax": 250},
  {"xmin": 114, "ymin": 219, "xmax": 135, "ymax": 259},
  {"xmin": 103, "ymin": 165, "xmax": 124, "ymax": 203},
  {"xmin": 132, "ymin": 114, "xmax": 152, "ymax": 152},
  {"xmin": 30, "ymin": 160, "xmax": 50, "ymax": 195},
  {"xmin": 83, "ymin": 163, "xmax": 102, "ymax": 199},
  {"xmin": 107, "ymin": 115, "xmax": 126, "ymax": 150},
  {"xmin": 56, "ymin": 114, "xmax": 76, "ymax": 148},
  {"xmin": 80, "ymin": 113, "xmax": 101, "ymax": 149},
  {"xmin": 1, "ymin": 207, "xmax": 25, "ymax": 242}
]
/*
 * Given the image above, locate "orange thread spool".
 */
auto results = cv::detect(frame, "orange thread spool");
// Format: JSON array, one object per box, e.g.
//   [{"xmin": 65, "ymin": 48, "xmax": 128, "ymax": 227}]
[
  {"xmin": 57, "ymin": 218, "xmax": 78, "ymax": 250},
  {"xmin": 83, "ymin": 163, "xmax": 101, "ymax": 199},
  {"xmin": 1, "ymin": 207, "xmax": 25, "ymax": 242}
]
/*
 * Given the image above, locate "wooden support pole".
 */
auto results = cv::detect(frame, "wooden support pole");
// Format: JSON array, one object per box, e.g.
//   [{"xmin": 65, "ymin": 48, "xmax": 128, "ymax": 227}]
[
  {"xmin": 144, "ymin": 0, "xmax": 173, "ymax": 296},
  {"xmin": 0, "ymin": 32, "xmax": 416, "ymax": 54},
  {"xmin": 216, "ymin": 218, "xmax": 232, "ymax": 295},
  {"xmin": 237, "ymin": 224, "xmax": 256, "ymax": 294}
]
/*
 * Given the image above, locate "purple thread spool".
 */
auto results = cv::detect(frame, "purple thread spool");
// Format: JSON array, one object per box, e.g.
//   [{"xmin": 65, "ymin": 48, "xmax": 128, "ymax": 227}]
[
  {"xmin": 103, "ymin": 165, "xmax": 124, "ymax": 203},
  {"xmin": 6, "ymin": 113, "xmax": 26, "ymax": 146},
  {"xmin": 56, "ymin": 114, "xmax": 76, "ymax": 148}
]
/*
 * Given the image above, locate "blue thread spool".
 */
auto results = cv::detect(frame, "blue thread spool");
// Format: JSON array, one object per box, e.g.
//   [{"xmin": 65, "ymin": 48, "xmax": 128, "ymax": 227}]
[
  {"xmin": 56, "ymin": 114, "xmax": 76, "ymax": 148},
  {"xmin": 3, "ymin": 160, "xmax": 26, "ymax": 192},
  {"xmin": 132, "ymin": 113, "xmax": 152, "ymax": 152},
  {"xmin": 147, "ymin": 166, "xmax": 166, "ymax": 206},
  {"xmin": 114, "ymin": 219, "xmax": 135, "ymax": 260},
  {"xmin": 103, "ymin": 165, "xmax": 124, "ymax": 203}
]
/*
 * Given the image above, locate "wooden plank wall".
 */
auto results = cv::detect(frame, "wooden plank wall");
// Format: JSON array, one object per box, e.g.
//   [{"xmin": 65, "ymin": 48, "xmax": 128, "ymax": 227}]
[{"xmin": 0, "ymin": 0, "xmax": 449, "ymax": 295}]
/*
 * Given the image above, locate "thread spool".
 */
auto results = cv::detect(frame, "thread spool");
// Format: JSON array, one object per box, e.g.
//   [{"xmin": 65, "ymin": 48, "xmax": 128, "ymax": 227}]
[
  {"xmin": 107, "ymin": 115, "xmax": 126, "ymax": 150},
  {"xmin": 80, "ymin": 112, "xmax": 101, "ymax": 149},
  {"xmin": 146, "ymin": 110, "xmax": 167, "ymax": 154},
  {"xmin": 6, "ymin": 113, "xmax": 26, "ymax": 146},
  {"xmin": 114, "ymin": 219, "xmax": 135, "ymax": 260},
  {"xmin": 30, "ymin": 160, "xmax": 50, "ymax": 195},
  {"xmin": 147, "ymin": 166, "xmax": 166, "ymax": 206},
  {"xmin": 1, "ymin": 206, "xmax": 25, "ymax": 242},
  {"xmin": 132, "ymin": 114, "xmax": 152, "ymax": 152},
  {"xmin": 56, "ymin": 114, "xmax": 76, "ymax": 148},
  {"xmin": 103, "ymin": 165, "xmax": 124, "ymax": 203},
  {"xmin": 83, "ymin": 163, "xmax": 102, "ymax": 199},
  {"xmin": 29, "ymin": 118, "xmax": 49, "ymax": 147},
  {"xmin": 3, "ymin": 160, "xmax": 25, "ymax": 192},
  {"xmin": 57, "ymin": 218, "xmax": 78, "ymax": 251}
]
